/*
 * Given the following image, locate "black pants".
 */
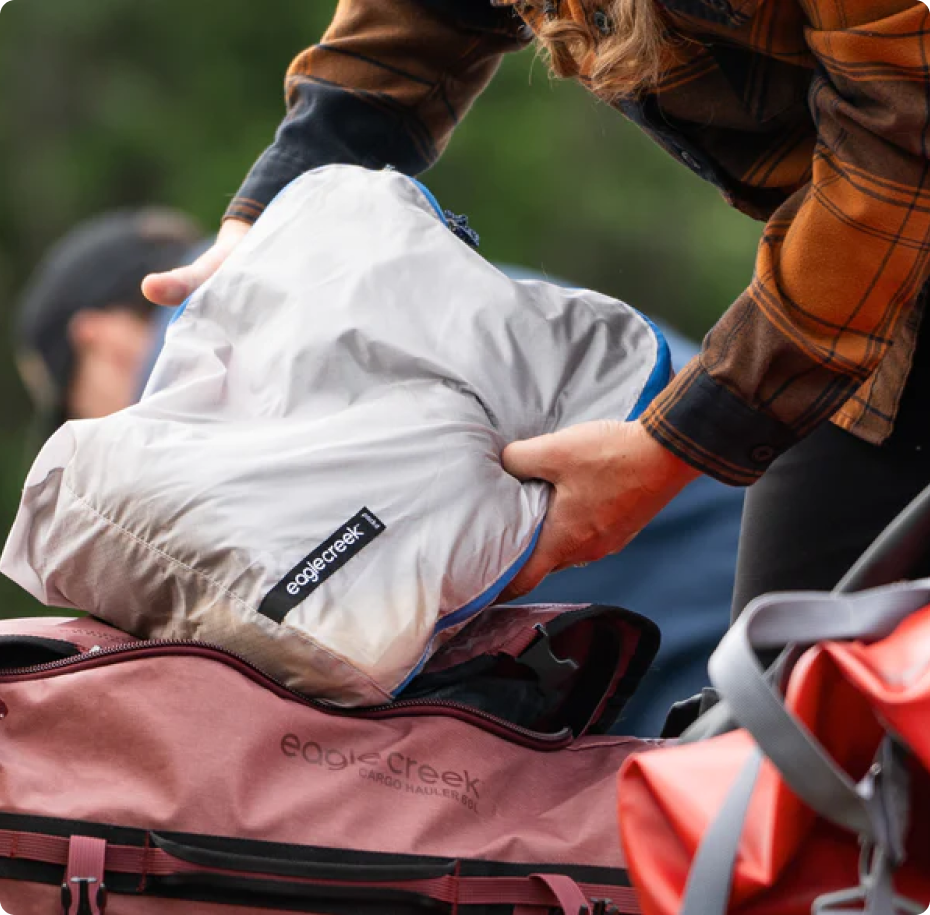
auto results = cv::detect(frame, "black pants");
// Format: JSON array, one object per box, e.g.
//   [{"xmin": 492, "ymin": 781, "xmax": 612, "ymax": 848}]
[
  {"xmin": 732, "ymin": 293, "xmax": 930, "ymax": 620},
  {"xmin": 732, "ymin": 421, "xmax": 930, "ymax": 621}
]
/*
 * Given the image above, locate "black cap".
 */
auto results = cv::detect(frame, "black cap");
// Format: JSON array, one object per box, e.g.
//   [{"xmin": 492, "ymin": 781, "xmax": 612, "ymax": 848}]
[{"xmin": 14, "ymin": 207, "xmax": 202, "ymax": 424}]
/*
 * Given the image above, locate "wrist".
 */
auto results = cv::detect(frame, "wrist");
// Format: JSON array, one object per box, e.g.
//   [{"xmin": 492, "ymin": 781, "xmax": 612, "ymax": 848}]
[
  {"xmin": 640, "ymin": 358, "xmax": 798, "ymax": 485},
  {"xmin": 215, "ymin": 218, "xmax": 252, "ymax": 250},
  {"xmin": 635, "ymin": 418, "xmax": 701, "ymax": 486},
  {"xmin": 218, "ymin": 217, "xmax": 252, "ymax": 235}
]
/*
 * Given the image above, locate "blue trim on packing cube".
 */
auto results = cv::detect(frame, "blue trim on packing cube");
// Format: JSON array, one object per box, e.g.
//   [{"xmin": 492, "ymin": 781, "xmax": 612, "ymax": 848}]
[
  {"xmin": 436, "ymin": 521, "xmax": 544, "ymax": 635},
  {"xmin": 409, "ymin": 178, "xmax": 449, "ymax": 226},
  {"xmin": 628, "ymin": 314, "xmax": 672, "ymax": 419},
  {"xmin": 168, "ymin": 297, "xmax": 189, "ymax": 325},
  {"xmin": 393, "ymin": 521, "xmax": 545, "ymax": 695}
]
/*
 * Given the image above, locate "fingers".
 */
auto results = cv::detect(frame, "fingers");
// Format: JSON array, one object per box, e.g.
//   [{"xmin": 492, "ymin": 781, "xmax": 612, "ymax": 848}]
[
  {"xmin": 501, "ymin": 433, "xmax": 563, "ymax": 484},
  {"xmin": 499, "ymin": 546, "xmax": 555, "ymax": 603},
  {"xmin": 141, "ymin": 247, "xmax": 224, "ymax": 306},
  {"xmin": 141, "ymin": 218, "xmax": 251, "ymax": 307},
  {"xmin": 499, "ymin": 504, "xmax": 586, "ymax": 602},
  {"xmin": 499, "ymin": 522, "xmax": 628, "ymax": 603},
  {"xmin": 498, "ymin": 420, "xmax": 700, "ymax": 604},
  {"xmin": 499, "ymin": 433, "xmax": 585, "ymax": 600}
]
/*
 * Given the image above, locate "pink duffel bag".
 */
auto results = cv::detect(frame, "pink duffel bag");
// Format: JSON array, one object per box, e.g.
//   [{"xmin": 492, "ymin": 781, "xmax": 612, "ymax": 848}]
[{"xmin": 0, "ymin": 603, "xmax": 660, "ymax": 915}]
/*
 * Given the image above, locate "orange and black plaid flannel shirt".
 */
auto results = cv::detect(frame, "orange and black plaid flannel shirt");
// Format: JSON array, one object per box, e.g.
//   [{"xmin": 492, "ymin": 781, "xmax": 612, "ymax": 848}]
[{"xmin": 226, "ymin": 0, "xmax": 930, "ymax": 486}]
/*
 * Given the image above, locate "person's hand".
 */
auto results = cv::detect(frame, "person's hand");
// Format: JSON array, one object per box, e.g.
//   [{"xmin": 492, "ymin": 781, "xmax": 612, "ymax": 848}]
[
  {"xmin": 500, "ymin": 419, "xmax": 700, "ymax": 601},
  {"xmin": 141, "ymin": 218, "xmax": 251, "ymax": 306}
]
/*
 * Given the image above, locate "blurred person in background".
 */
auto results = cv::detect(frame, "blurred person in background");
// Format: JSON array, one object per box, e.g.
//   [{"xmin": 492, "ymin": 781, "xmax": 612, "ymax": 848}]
[
  {"xmin": 143, "ymin": 0, "xmax": 930, "ymax": 641},
  {"xmin": 14, "ymin": 209, "xmax": 202, "ymax": 439}
]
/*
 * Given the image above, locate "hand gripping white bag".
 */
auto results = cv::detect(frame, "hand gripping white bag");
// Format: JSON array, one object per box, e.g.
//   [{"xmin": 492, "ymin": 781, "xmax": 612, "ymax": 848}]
[{"xmin": 1, "ymin": 165, "xmax": 670, "ymax": 706}]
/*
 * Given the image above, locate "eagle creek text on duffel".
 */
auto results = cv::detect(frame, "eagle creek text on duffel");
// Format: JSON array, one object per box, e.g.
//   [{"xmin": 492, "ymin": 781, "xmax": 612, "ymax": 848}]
[{"xmin": 281, "ymin": 733, "xmax": 482, "ymax": 802}]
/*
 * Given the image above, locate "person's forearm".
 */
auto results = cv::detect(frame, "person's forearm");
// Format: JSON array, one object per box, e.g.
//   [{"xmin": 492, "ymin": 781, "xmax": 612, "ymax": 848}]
[{"xmin": 225, "ymin": 0, "xmax": 528, "ymax": 225}]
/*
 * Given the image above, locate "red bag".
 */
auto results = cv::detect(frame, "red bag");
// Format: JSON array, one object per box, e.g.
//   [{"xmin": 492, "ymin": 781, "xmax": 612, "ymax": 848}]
[
  {"xmin": 618, "ymin": 577, "xmax": 930, "ymax": 915},
  {"xmin": 0, "ymin": 602, "xmax": 659, "ymax": 914}
]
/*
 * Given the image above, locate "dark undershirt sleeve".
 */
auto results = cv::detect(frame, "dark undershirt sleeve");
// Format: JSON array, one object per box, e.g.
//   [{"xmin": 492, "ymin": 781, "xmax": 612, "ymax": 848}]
[{"xmin": 225, "ymin": 0, "xmax": 528, "ymax": 223}]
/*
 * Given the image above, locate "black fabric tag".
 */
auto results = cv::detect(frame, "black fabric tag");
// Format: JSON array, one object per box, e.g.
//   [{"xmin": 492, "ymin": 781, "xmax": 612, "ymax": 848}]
[{"xmin": 257, "ymin": 508, "xmax": 386, "ymax": 624}]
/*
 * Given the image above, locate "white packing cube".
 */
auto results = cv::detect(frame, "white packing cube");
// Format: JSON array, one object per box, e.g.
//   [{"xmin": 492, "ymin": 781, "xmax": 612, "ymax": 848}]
[{"xmin": 1, "ymin": 165, "xmax": 670, "ymax": 706}]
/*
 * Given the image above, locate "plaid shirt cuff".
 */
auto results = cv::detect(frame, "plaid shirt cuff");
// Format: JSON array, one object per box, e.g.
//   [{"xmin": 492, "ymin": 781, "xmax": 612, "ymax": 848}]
[{"xmin": 641, "ymin": 356, "xmax": 800, "ymax": 486}]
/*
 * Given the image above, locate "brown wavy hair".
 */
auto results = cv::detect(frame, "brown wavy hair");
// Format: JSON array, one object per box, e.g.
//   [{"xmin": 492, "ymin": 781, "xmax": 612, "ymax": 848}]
[{"xmin": 535, "ymin": 0, "xmax": 672, "ymax": 101}]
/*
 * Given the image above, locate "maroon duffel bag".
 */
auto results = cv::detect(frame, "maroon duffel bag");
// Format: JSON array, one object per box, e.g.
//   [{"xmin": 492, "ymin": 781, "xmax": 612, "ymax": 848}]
[{"xmin": 0, "ymin": 602, "xmax": 660, "ymax": 914}]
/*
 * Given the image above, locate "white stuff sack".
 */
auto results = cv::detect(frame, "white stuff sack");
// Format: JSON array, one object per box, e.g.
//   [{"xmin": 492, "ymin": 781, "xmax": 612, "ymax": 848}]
[{"xmin": 1, "ymin": 165, "xmax": 670, "ymax": 706}]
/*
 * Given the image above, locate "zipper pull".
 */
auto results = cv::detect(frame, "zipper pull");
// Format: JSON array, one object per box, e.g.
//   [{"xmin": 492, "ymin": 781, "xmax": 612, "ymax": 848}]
[
  {"xmin": 443, "ymin": 211, "xmax": 480, "ymax": 249},
  {"xmin": 519, "ymin": 623, "xmax": 579, "ymax": 703}
]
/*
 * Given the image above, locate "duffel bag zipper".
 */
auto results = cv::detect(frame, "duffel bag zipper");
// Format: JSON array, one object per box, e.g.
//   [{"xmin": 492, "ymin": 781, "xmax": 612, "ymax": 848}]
[{"xmin": 0, "ymin": 640, "xmax": 573, "ymax": 749}]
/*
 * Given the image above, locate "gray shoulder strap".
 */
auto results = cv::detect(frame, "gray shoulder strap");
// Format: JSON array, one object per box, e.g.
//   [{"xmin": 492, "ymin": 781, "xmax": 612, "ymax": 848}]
[
  {"xmin": 679, "ymin": 748, "xmax": 763, "ymax": 915},
  {"xmin": 677, "ymin": 580, "xmax": 930, "ymax": 915},
  {"xmin": 709, "ymin": 580, "xmax": 930, "ymax": 839}
]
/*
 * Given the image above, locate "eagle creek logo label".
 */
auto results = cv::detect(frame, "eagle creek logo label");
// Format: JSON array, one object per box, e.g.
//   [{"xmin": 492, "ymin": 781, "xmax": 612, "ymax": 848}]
[
  {"xmin": 258, "ymin": 509, "xmax": 385, "ymax": 623},
  {"xmin": 281, "ymin": 734, "xmax": 482, "ymax": 814}
]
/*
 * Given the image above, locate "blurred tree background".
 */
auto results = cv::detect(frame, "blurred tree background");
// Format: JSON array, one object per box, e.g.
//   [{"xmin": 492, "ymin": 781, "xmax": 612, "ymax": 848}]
[{"xmin": 0, "ymin": 0, "xmax": 761, "ymax": 618}]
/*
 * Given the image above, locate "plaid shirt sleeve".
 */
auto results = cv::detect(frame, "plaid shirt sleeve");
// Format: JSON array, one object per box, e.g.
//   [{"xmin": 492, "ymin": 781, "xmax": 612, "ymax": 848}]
[
  {"xmin": 224, "ymin": 0, "xmax": 528, "ymax": 224},
  {"xmin": 642, "ymin": 0, "xmax": 930, "ymax": 484}
]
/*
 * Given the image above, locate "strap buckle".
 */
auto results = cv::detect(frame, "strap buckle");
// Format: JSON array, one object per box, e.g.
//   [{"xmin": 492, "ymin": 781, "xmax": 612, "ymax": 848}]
[
  {"xmin": 62, "ymin": 835, "xmax": 108, "ymax": 915},
  {"xmin": 811, "ymin": 842, "xmax": 923, "ymax": 915},
  {"xmin": 60, "ymin": 877, "xmax": 107, "ymax": 915},
  {"xmin": 813, "ymin": 739, "xmax": 920, "ymax": 915},
  {"xmin": 519, "ymin": 623, "xmax": 579, "ymax": 701}
]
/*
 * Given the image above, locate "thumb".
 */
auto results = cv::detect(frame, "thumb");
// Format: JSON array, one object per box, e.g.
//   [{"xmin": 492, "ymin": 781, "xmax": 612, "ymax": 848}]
[
  {"xmin": 141, "ymin": 218, "xmax": 250, "ymax": 307},
  {"xmin": 501, "ymin": 433, "xmax": 562, "ymax": 484}
]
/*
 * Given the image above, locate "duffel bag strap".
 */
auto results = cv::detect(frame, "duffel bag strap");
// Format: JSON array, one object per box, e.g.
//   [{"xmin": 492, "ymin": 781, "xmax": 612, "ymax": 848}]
[
  {"xmin": 0, "ymin": 827, "xmax": 639, "ymax": 915},
  {"xmin": 62, "ymin": 835, "xmax": 107, "ymax": 915},
  {"xmin": 513, "ymin": 873, "xmax": 596, "ymax": 914}
]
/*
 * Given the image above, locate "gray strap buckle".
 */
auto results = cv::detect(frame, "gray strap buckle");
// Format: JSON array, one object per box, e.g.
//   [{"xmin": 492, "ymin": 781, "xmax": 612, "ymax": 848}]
[
  {"xmin": 812, "ymin": 739, "xmax": 918, "ymax": 915},
  {"xmin": 812, "ymin": 842, "xmax": 923, "ymax": 915},
  {"xmin": 861, "ymin": 739, "xmax": 910, "ymax": 869},
  {"xmin": 519, "ymin": 623, "xmax": 579, "ymax": 701}
]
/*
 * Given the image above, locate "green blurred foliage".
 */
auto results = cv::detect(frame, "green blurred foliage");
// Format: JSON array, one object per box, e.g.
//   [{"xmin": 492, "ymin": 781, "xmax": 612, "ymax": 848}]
[{"xmin": 0, "ymin": 0, "xmax": 761, "ymax": 619}]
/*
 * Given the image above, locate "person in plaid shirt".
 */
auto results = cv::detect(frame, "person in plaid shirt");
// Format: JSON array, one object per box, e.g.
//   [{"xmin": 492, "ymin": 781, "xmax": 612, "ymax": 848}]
[{"xmin": 145, "ymin": 0, "xmax": 930, "ymax": 617}]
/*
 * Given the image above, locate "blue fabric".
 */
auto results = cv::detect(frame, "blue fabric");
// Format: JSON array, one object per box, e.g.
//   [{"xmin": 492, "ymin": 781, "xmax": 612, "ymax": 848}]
[
  {"xmin": 394, "ymin": 521, "xmax": 545, "ymax": 695},
  {"xmin": 409, "ymin": 178, "xmax": 449, "ymax": 226},
  {"xmin": 514, "ymin": 320, "xmax": 743, "ymax": 737},
  {"xmin": 136, "ymin": 238, "xmax": 213, "ymax": 401},
  {"xmin": 627, "ymin": 311, "xmax": 672, "ymax": 420},
  {"xmin": 138, "ymin": 302, "xmax": 176, "ymax": 401}
]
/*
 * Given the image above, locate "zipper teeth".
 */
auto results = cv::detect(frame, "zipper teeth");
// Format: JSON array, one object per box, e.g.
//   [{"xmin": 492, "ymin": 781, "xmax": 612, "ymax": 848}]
[{"xmin": 0, "ymin": 639, "xmax": 570, "ymax": 745}]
